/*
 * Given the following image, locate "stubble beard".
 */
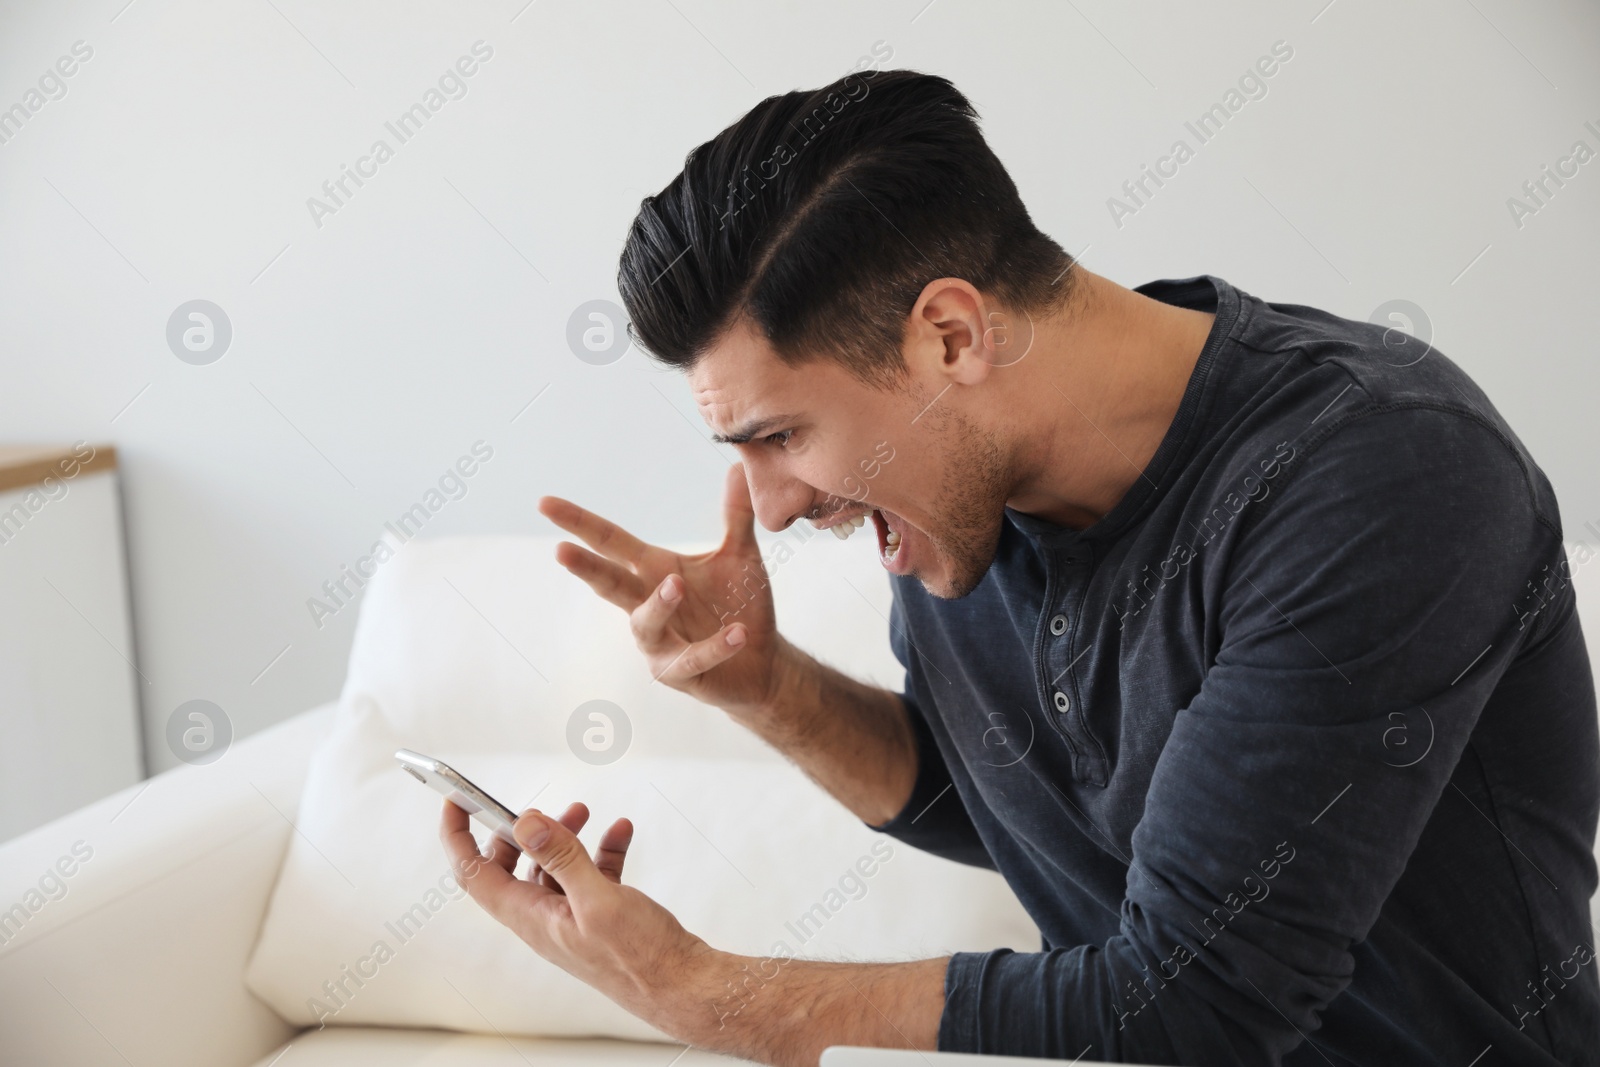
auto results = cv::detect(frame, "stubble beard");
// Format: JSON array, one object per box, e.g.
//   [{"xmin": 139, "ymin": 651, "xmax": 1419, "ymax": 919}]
[{"xmin": 918, "ymin": 407, "xmax": 1011, "ymax": 600}]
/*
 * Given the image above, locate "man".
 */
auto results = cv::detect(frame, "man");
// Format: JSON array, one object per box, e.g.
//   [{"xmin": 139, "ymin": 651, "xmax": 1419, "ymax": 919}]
[{"xmin": 441, "ymin": 68, "xmax": 1600, "ymax": 1064}]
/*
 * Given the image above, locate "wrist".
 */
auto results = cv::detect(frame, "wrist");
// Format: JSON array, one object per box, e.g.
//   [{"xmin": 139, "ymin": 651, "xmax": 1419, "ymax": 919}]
[
  {"xmin": 661, "ymin": 943, "xmax": 751, "ymax": 1048},
  {"xmin": 667, "ymin": 950, "xmax": 951, "ymax": 1063},
  {"xmin": 729, "ymin": 634, "xmax": 807, "ymax": 726}
]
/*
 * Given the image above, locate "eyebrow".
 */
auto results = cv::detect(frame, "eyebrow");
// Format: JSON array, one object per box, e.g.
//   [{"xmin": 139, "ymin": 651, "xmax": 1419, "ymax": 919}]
[{"xmin": 708, "ymin": 413, "xmax": 798, "ymax": 445}]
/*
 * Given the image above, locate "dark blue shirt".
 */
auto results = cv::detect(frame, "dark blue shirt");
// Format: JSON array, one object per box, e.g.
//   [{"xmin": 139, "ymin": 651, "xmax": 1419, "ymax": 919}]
[{"xmin": 871, "ymin": 274, "xmax": 1600, "ymax": 1064}]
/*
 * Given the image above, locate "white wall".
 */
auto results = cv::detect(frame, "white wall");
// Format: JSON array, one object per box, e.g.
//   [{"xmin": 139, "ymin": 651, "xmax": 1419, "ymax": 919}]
[{"xmin": 0, "ymin": 0, "xmax": 1596, "ymax": 773}]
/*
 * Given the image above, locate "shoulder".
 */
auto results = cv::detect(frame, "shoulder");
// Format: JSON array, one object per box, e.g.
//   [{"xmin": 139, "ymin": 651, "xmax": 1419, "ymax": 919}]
[
  {"xmin": 1234, "ymin": 285, "xmax": 1518, "ymax": 426},
  {"xmin": 1222, "ymin": 287, "xmax": 1559, "ymax": 535},
  {"xmin": 1215, "ymin": 404, "xmax": 1561, "ymax": 671},
  {"xmin": 1253, "ymin": 402, "xmax": 1554, "ymax": 541}
]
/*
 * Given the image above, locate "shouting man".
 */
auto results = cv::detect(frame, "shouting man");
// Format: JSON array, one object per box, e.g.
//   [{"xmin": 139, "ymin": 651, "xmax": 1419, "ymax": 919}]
[{"xmin": 442, "ymin": 69, "xmax": 1599, "ymax": 1065}]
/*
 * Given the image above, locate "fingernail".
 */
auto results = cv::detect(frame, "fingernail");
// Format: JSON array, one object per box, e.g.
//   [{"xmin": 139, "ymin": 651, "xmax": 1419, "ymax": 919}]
[
  {"xmin": 517, "ymin": 813, "xmax": 551, "ymax": 849},
  {"xmin": 726, "ymin": 625, "xmax": 745, "ymax": 647},
  {"xmin": 661, "ymin": 577, "xmax": 680, "ymax": 602}
]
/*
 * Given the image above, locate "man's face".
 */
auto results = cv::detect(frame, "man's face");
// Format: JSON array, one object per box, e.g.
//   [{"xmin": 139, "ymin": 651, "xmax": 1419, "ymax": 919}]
[{"xmin": 689, "ymin": 317, "xmax": 1012, "ymax": 599}]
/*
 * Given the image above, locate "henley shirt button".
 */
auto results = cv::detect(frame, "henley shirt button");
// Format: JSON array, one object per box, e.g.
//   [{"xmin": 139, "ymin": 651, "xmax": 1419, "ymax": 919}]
[
  {"xmin": 1049, "ymin": 613, "xmax": 1068, "ymax": 636},
  {"xmin": 1053, "ymin": 689, "xmax": 1071, "ymax": 713}
]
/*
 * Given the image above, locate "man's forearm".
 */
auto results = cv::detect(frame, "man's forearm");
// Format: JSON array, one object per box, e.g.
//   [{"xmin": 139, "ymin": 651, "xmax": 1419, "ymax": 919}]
[
  {"xmin": 671, "ymin": 946, "xmax": 949, "ymax": 1067},
  {"xmin": 726, "ymin": 636, "xmax": 918, "ymax": 825}
]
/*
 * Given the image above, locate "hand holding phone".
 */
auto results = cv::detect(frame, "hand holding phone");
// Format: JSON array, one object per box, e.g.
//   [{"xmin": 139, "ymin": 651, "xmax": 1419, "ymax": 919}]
[{"xmin": 395, "ymin": 748, "xmax": 523, "ymax": 850}]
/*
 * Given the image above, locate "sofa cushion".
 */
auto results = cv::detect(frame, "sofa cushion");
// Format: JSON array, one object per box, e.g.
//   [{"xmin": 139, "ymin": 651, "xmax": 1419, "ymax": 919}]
[
  {"xmin": 244, "ymin": 535, "xmax": 1040, "ymax": 1040},
  {"xmin": 247, "ymin": 1025, "xmax": 757, "ymax": 1065},
  {"xmin": 244, "ymin": 1026, "xmax": 1131, "ymax": 1066}
]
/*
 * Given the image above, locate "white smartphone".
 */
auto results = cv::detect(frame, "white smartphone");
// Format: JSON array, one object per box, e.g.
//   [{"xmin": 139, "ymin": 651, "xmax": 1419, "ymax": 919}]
[{"xmin": 395, "ymin": 748, "xmax": 523, "ymax": 850}]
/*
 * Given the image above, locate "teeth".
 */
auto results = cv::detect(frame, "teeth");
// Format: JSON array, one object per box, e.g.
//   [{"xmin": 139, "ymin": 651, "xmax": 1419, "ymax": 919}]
[
  {"xmin": 826, "ymin": 513, "xmax": 868, "ymax": 539},
  {"xmin": 881, "ymin": 511, "xmax": 902, "ymax": 560}
]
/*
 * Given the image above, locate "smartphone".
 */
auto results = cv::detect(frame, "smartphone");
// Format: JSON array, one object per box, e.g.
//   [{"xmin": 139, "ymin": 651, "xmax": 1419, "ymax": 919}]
[{"xmin": 395, "ymin": 748, "xmax": 523, "ymax": 850}]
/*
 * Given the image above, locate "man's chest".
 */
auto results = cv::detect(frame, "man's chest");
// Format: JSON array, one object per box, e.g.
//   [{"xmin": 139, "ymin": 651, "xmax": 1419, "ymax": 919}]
[{"xmin": 896, "ymin": 518, "xmax": 1222, "ymax": 866}]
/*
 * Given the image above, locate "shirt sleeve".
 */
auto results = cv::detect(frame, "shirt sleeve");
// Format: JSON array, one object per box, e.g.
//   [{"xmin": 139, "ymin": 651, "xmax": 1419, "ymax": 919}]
[
  {"xmin": 938, "ymin": 406, "xmax": 1559, "ymax": 1062},
  {"xmin": 866, "ymin": 582, "xmax": 997, "ymax": 870}
]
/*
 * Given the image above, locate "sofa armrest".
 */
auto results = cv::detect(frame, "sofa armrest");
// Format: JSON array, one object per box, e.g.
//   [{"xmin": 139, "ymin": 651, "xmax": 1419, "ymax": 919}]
[{"xmin": 0, "ymin": 702, "xmax": 336, "ymax": 1067}]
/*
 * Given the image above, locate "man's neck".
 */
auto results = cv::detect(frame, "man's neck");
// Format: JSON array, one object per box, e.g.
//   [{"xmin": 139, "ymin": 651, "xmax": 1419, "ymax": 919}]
[{"xmin": 999, "ymin": 269, "xmax": 1216, "ymax": 530}]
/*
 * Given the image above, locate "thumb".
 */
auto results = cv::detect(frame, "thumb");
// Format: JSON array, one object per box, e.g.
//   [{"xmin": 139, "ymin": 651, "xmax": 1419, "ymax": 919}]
[
  {"xmin": 722, "ymin": 461, "xmax": 759, "ymax": 554},
  {"xmin": 513, "ymin": 809, "xmax": 609, "ymax": 898}
]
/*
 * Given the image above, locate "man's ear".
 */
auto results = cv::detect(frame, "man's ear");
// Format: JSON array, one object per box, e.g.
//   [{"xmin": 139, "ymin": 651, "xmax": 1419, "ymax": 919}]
[{"xmin": 907, "ymin": 278, "xmax": 998, "ymax": 388}]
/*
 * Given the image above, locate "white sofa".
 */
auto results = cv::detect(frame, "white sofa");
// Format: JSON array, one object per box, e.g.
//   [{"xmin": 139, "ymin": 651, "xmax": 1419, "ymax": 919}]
[
  {"xmin": 2, "ymin": 533, "xmax": 1597, "ymax": 1066},
  {"xmin": 0, "ymin": 532, "xmax": 1042, "ymax": 1066}
]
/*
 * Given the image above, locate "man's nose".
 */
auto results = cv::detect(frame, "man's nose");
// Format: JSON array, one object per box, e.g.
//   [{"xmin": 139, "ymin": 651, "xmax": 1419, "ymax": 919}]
[{"xmin": 743, "ymin": 460, "xmax": 821, "ymax": 533}]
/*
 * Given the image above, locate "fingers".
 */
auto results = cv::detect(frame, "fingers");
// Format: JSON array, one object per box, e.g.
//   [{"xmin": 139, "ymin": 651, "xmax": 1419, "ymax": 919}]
[
  {"xmin": 552, "ymin": 539, "xmax": 652, "ymax": 612},
  {"xmin": 450, "ymin": 796, "xmax": 635, "ymax": 939},
  {"xmin": 529, "ymin": 805, "xmax": 631, "ymax": 887},
  {"xmin": 513, "ymin": 808, "xmax": 612, "ymax": 903},
  {"xmin": 532, "ymin": 802, "xmax": 591, "ymax": 891},
  {"xmin": 594, "ymin": 817, "xmax": 634, "ymax": 883},
  {"xmin": 555, "ymin": 801, "xmax": 590, "ymax": 834},
  {"xmin": 486, "ymin": 830, "xmax": 521, "ymax": 873},
  {"xmin": 441, "ymin": 794, "xmax": 471, "ymax": 840},
  {"xmin": 651, "ymin": 618, "xmax": 748, "ymax": 686},
  {"xmin": 538, "ymin": 496, "xmax": 652, "ymax": 571},
  {"xmin": 441, "ymin": 800, "xmax": 527, "ymax": 914},
  {"xmin": 630, "ymin": 573, "xmax": 690, "ymax": 656},
  {"xmin": 630, "ymin": 573, "xmax": 749, "ymax": 681},
  {"xmin": 722, "ymin": 462, "xmax": 760, "ymax": 554}
]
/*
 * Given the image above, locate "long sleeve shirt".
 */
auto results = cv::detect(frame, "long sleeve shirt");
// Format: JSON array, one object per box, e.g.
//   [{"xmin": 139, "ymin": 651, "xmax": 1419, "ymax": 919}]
[{"xmin": 869, "ymin": 274, "xmax": 1600, "ymax": 1065}]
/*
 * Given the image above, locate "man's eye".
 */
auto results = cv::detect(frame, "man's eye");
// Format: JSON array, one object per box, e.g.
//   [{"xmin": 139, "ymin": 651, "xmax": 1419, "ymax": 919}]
[{"xmin": 763, "ymin": 430, "xmax": 793, "ymax": 448}]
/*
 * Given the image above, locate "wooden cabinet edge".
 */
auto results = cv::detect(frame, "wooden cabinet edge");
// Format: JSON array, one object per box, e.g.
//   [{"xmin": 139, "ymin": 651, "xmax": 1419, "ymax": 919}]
[{"xmin": 0, "ymin": 444, "xmax": 117, "ymax": 494}]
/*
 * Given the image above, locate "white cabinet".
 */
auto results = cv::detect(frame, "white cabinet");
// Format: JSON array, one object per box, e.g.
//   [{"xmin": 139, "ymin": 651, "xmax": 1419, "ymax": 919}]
[{"xmin": 0, "ymin": 444, "xmax": 143, "ymax": 841}]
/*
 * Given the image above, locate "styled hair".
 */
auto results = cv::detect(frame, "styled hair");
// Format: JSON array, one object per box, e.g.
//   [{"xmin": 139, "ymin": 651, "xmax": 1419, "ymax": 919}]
[{"xmin": 617, "ymin": 68, "xmax": 1077, "ymax": 390}]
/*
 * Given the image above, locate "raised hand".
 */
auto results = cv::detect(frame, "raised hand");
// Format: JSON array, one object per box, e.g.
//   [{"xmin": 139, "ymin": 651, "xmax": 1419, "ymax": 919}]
[{"xmin": 537, "ymin": 461, "xmax": 790, "ymax": 719}]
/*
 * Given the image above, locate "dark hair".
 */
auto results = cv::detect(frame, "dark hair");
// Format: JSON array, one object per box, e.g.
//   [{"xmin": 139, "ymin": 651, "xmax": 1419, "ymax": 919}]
[{"xmin": 617, "ymin": 68, "xmax": 1077, "ymax": 391}]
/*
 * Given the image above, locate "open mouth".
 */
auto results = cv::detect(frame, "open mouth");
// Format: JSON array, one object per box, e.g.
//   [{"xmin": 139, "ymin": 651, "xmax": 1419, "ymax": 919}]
[
  {"xmin": 815, "ymin": 507, "xmax": 904, "ymax": 570},
  {"xmin": 871, "ymin": 508, "xmax": 904, "ymax": 566}
]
